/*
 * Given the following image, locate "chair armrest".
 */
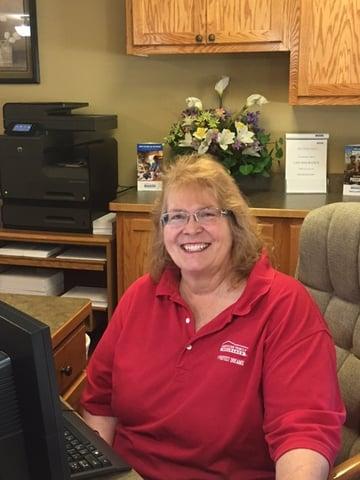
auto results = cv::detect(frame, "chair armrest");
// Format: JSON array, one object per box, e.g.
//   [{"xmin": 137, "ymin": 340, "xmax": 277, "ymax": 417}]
[{"xmin": 329, "ymin": 454, "xmax": 360, "ymax": 480}]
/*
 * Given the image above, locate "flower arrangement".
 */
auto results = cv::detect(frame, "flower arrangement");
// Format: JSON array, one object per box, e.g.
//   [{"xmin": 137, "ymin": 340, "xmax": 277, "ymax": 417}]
[{"xmin": 165, "ymin": 76, "xmax": 283, "ymax": 181}]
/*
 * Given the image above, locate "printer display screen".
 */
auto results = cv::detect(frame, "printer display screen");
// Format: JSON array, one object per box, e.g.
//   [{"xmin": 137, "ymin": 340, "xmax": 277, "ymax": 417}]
[{"xmin": 12, "ymin": 123, "xmax": 33, "ymax": 132}]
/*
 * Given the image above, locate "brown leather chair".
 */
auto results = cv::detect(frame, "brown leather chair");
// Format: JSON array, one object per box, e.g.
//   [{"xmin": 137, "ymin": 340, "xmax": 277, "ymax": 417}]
[{"xmin": 296, "ymin": 202, "xmax": 360, "ymax": 480}]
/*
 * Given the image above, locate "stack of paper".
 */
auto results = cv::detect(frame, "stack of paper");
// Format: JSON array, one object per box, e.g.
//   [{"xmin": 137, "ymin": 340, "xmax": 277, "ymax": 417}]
[
  {"xmin": 56, "ymin": 247, "xmax": 105, "ymax": 261},
  {"xmin": 92, "ymin": 213, "xmax": 116, "ymax": 235},
  {"xmin": 0, "ymin": 267, "xmax": 64, "ymax": 295},
  {"xmin": 62, "ymin": 286, "xmax": 107, "ymax": 308},
  {"xmin": 0, "ymin": 242, "xmax": 63, "ymax": 258}
]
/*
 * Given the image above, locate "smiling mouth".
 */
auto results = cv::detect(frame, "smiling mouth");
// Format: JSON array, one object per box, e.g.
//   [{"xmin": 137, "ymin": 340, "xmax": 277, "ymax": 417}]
[{"xmin": 181, "ymin": 243, "xmax": 210, "ymax": 252}]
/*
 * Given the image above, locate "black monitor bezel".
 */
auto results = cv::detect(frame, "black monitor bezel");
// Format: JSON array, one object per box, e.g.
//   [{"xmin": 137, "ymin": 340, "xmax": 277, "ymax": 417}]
[{"xmin": 0, "ymin": 300, "xmax": 70, "ymax": 479}]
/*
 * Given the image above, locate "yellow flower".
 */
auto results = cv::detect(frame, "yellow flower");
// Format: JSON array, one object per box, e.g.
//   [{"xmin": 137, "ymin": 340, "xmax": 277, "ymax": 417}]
[{"xmin": 193, "ymin": 127, "xmax": 208, "ymax": 140}]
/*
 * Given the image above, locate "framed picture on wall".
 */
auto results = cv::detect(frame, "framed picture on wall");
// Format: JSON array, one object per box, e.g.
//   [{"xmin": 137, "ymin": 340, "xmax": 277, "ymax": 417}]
[{"xmin": 0, "ymin": 0, "xmax": 39, "ymax": 83}]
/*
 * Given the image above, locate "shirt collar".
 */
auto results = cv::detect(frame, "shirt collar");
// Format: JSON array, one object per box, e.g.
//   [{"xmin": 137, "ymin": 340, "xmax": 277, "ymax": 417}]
[{"xmin": 155, "ymin": 253, "xmax": 275, "ymax": 315}]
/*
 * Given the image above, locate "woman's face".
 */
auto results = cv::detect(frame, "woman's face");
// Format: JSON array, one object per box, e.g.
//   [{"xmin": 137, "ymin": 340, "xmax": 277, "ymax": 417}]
[{"xmin": 162, "ymin": 187, "xmax": 233, "ymax": 279}]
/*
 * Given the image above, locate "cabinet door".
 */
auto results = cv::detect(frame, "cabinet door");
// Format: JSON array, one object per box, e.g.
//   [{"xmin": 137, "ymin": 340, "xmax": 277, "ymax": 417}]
[
  {"xmin": 206, "ymin": 0, "xmax": 283, "ymax": 45},
  {"xmin": 289, "ymin": 0, "xmax": 360, "ymax": 104},
  {"xmin": 130, "ymin": 0, "xmax": 206, "ymax": 46},
  {"xmin": 120, "ymin": 214, "xmax": 153, "ymax": 295}
]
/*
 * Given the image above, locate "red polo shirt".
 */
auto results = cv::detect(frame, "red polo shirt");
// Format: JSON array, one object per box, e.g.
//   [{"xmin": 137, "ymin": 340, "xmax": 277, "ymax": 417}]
[{"xmin": 81, "ymin": 254, "xmax": 345, "ymax": 480}]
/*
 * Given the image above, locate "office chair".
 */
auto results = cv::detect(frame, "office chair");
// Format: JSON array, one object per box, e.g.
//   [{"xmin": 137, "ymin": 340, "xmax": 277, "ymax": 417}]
[{"xmin": 296, "ymin": 202, "xmax": 360, "ymax": 480}]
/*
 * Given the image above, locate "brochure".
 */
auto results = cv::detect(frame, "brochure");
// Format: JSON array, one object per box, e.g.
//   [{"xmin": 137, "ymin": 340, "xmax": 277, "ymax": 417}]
[
  {"xmin": 137, "ymin": 143, "xmax": 163, "ymax": 191},
  {"xmin": 343, "ymin": 144, "xmax": 360, "ymax": 196}
]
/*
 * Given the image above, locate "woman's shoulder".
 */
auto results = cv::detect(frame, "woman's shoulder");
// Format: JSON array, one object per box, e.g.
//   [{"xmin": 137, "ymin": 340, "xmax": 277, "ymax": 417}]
[{"xmin": 123, "ymin": 273, "xmax": 157, "ymax": 298}]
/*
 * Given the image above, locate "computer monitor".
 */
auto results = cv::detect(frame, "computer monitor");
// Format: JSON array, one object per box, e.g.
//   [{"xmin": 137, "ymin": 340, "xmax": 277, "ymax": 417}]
[{"xmin": 0, "ymin": 299, "xmax": 70, "ymax": 480}]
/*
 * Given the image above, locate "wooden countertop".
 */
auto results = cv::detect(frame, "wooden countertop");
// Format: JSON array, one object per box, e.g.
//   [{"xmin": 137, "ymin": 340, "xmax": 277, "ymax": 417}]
[
  {"xmin": 0, "ymin": 293, "xmax": 91, "ymax": 348},
  {"xmin": 110, "ymin": 175, "xmax": 358, "ymax": 219}
]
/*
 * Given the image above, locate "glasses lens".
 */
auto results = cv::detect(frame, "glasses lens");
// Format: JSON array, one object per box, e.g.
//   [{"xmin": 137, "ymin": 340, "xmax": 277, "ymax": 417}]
[
  {"xmin": 166, "ymin": 211, "xmax": 188, "ymax": 226},
  {"xmin": 196, "ymin": 207, "xmax": 221, "ymax": 223}
]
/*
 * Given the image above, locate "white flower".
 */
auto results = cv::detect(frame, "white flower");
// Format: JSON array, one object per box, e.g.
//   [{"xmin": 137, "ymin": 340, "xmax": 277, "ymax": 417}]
[
  {"xmin": 218, "ymin": 129, "xmax": 235, "ymax": 151},
  {"xmin": 246, "ymin": 94, "xmax": 268, "ymax": 107},
  {"xmin": 235, "ymin": 121, "xmax": 255, "ymax": 144},
  {"xmin": 182, "ymin": 115, "xmax": 195, "ymax": 126},
  {"xmin": 242, "ymin": 146, "xmax": 261, "ymax": 157},
  {"xmin": 198, "ymin": 141, "xmax": 210, "ymax": 155},
  {"xmin": 186, "ymin": 97, "xmax": 203, "ymax": 110},
  {"xmin": 178, "ymin": 132, "xmax": 193, "ymax": 147},
  {"xmin": 215, "ymin": 76, "xmax": 230, "ymax": 97},
  {"xmin": 198, "ymin": 129, "xmax": 215, "ymax": 154}
]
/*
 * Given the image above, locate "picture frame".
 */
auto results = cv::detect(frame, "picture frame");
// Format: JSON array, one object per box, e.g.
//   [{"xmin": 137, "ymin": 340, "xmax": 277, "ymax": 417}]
[{"xmin": 0, "ymin": 0, "xmax": 40, "ymax": 83}]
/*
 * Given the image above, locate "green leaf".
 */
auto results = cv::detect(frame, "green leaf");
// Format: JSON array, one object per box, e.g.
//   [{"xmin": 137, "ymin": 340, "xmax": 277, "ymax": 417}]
[
  {"xmin": 275, "ymin": 146, "xmax": 283, "ymax": 159},
  {"xmin": 239, "ymin": 164, "xmax": 254, "ymax": 175}
]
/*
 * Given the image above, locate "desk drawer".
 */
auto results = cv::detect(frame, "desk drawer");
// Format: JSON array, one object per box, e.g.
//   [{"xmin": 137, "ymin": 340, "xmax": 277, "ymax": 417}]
[{"xmin": 54, "ymin": 324, "xmax": 86, "ymax": 394}]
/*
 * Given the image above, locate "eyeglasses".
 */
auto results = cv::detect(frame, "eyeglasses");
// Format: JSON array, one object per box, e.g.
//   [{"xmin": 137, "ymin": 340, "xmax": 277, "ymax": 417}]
[{"xmin": 160, "ymin": 207, "xmax": 232, "ymax": 227}]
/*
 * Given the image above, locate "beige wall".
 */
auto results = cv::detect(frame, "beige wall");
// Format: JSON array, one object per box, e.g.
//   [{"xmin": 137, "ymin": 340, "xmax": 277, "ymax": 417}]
[{"xmin": 1, "ymin": 0, "xmax": 360, "ymax": 186}]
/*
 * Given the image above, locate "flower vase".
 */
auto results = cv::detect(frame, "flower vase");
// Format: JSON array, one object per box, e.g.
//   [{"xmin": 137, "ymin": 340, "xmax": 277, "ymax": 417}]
[
  {"xmin": 0, "ymin": 41, "xmax": 13, "ymax": 67},
  {"xmin": 236, "ymin": 175, "xmax": 271, "ymax": 195}
]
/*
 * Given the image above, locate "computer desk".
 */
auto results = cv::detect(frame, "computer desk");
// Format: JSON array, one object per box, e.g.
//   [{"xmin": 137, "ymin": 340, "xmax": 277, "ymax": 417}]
[
  {"xmin": 95, "ymin": 470, "xmax": 143, "ymax": 480},
  {"xmin": 101, "ymin": 470, "xmax": 142, "ymax": 479}
]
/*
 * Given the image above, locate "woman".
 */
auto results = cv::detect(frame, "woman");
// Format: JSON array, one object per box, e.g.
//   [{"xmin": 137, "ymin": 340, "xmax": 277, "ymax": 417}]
[{"xmin": 81, "ymin": 154, "xmax": 345, "ymax": 480}]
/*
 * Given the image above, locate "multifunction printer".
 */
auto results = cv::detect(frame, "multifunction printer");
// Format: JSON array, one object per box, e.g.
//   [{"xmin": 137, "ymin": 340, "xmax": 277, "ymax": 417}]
[{"xmin": 0, "ymin": 102, "xmax": 118, "ymax": 232}]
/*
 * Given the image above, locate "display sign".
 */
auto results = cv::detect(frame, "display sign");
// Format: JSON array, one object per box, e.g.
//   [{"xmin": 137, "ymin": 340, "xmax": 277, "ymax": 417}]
[{"xmin": 285, "ymin": 133, "xmax": 329, "ymax": 193}]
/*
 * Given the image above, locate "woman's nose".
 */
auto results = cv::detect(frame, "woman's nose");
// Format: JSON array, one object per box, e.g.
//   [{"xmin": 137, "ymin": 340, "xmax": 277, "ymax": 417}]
[{"xmin": 183, "ymin": 214, "xmax": 202, "ymax": 232}]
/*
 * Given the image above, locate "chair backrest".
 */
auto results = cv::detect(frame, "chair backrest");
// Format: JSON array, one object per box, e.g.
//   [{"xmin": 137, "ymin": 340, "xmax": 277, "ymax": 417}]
[{"xmin": 296, "ymin": 202, "xmax": 360, "ymax": 465}]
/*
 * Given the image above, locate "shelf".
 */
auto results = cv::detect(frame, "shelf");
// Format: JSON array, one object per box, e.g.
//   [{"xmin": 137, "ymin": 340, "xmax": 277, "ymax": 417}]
[
  {"xmin": 0, "ymin": 256, "xmax": 106, "ymax": 271},
  {"xmin": 0, "ymin": 228, "xmax": 114, "ymax": 245},
  {"xmin": 0, "ymin": 227, "xmax": 117, "ymax": 323}
]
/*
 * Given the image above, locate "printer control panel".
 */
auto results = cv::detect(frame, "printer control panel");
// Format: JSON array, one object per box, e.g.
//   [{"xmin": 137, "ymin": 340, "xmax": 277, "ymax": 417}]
[{"xmin": 6, "ymin": 122, "xmax": 43, "ymax": 136}]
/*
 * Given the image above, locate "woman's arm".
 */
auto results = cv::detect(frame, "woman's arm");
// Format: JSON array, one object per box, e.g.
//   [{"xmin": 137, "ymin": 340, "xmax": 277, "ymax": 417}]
[
  {"xmin": 82, "ymin": 409, "xmax": 117, "ymax": 446},
  {"xmin": 276, "ymin": 449, "xmax": 329, "ymax": 480}
]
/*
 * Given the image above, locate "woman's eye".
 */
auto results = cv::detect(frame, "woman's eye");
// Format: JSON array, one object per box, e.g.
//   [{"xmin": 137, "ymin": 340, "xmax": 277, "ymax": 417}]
[
  {"xmin": 170, "ymin": 212, "xmax": 186, "ymax": 222},
  {"xmin": 200, "ymin": 209, "xmax": 217, "ymax": 218}
]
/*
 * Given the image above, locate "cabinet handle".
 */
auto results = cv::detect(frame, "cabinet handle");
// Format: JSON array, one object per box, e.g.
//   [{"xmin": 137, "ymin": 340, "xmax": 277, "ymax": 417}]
[
  {"xmin": 60, "ymin": 365, "xmax": 73, "ymax": 376},
  {"xmin": 208, "ymin": 33, "xmax": 215, "ymax": 42},
  {"xmin": 195, "ymin": 34, "xmax": 203, "ymax": 43}
]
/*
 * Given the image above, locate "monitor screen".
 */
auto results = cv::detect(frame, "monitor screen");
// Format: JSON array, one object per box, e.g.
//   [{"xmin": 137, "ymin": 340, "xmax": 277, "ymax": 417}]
[{"xmin": 0, "ymin": 300, "xmax": 70, "ymax": 480}]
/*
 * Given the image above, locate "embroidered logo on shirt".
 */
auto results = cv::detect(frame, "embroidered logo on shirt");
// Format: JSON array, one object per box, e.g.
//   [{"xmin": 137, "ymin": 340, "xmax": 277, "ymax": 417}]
[{"xmin": 217, "ymin": 340, "xmax": 248, "ymax": 366}]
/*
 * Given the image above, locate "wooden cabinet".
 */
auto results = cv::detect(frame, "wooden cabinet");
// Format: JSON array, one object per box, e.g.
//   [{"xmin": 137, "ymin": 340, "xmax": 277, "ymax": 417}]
[
  {"xmin": 119, "ymin": 214, "xmax": 153, "ymax": 294},
  {"xmin": 256, "ymin": 216, "xmax": 303, "ymax": 275},
  {"xmin": 126, "ymin": 0, "xmax": 291, "ymax": 55},
  {"xmin": 0, "ymin": 229, "xmax": 117, "ymax": 326},
  {"xmin": 289, "ymin": 0, "xmax": 360, "ymax": 105},
  {"xmin": 0, "ymin": 293, "xmax": 91, "ymax": 411}
]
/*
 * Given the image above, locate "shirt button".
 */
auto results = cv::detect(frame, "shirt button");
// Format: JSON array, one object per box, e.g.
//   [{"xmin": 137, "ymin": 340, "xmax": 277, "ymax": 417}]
[
  {"xmin": 185, "ymin": 317, "xmax": 191, "ymax": 324},
  {"xmin": 186, "ymin": 345, "xmax": 192, "ymax": 351}
]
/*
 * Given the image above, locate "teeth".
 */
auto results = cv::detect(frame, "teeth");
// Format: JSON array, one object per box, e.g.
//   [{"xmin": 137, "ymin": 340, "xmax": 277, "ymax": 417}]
[{"xmin": 181, "ymin": 243, "xmax": 209, "ymax": 252}]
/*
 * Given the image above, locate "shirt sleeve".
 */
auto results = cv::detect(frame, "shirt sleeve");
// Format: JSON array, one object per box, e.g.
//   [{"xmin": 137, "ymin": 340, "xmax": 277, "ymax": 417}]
[
  {"xmin": 80, "ymin": 301, "xmax": 124, "ymax": 417},
  {"xmin": 262, "ymin": 280, "xmax": 346, "ymax": 466}
]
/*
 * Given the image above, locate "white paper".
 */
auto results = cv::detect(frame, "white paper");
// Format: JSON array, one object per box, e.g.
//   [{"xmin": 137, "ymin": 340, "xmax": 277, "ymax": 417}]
[
  {"xmin": 62, "ymin": 286, "xmax": 107, "ymax": 308},
  {"xmin": 0, "ymin": 243, "xmax": 63, "ymax": 258},
  {"xmin": 56, "ymin": 247, "xmax": 105, "ymax": 261},
  {"xmin": 0, "ymin": 267, "xmax": 64, "ymax": 295},
  {"xmin": 285, "ymin": 133, "xmax": 329, "ymax": 193}
]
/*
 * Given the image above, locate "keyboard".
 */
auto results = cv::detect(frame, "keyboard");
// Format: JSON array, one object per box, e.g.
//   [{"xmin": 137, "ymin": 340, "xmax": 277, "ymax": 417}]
[{"xmin": 62, "ymin": 409, "xmax": 131, "ymax": 479}]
